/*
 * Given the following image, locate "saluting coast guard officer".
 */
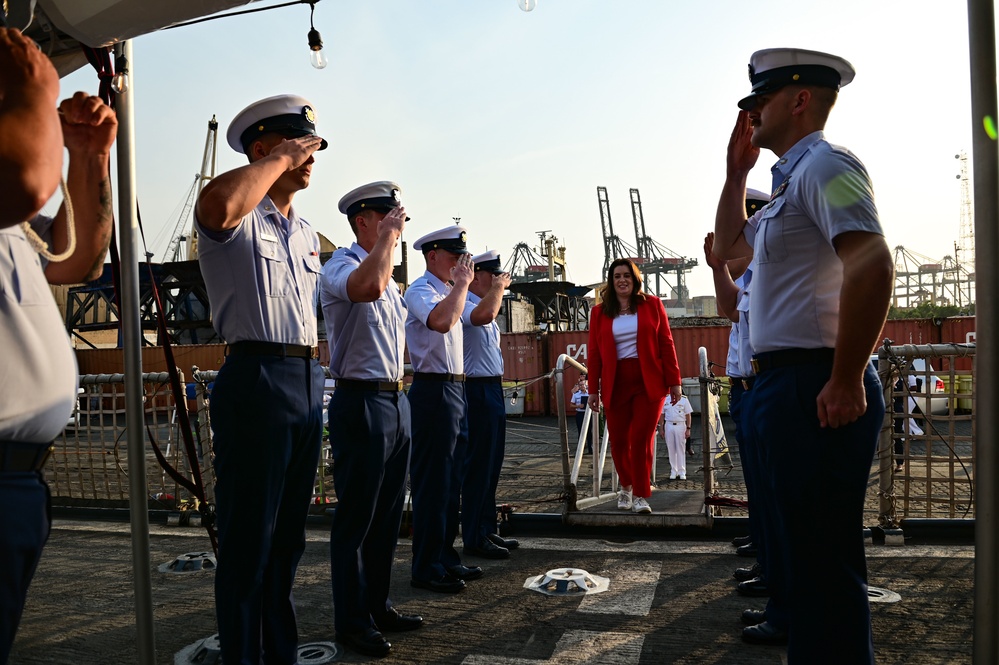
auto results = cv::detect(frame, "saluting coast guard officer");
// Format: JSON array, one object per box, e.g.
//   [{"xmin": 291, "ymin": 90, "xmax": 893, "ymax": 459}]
[
  {"xmin": 451, "ymin": 250, "xmax": 519, "ymax": 560},
  {"xmin": 320, "ymin": 181, "xmax": 422, "ymax": 658},
  {"xmin": 405, "ymin": 225, "xmax": 476, "ymax": 593},
  {"xmin": 712, "ymin": 49, "xmax": 893, "ymax": 663},
  {"xmin": 0, "ymin": 28, "xmax": 117, "ymax": 663},
  {"xmin": 196, "ymin": 94, "xmax": 326, "ymax": 665}
]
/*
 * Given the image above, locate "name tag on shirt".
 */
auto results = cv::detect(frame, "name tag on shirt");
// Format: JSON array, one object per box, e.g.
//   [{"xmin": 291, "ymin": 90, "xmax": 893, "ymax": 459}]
[{"xmin": 260, "ymin": 232, "xmax": 278, "ymax": 243}]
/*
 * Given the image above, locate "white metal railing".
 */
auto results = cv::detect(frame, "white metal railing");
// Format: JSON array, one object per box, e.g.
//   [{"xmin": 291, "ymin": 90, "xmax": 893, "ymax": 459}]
[
  {"xmin": 875, "ymin": 342, "xmax": 976, "ymax": 531},
  {"xmin": 553, "ymin": 353, "xmax": 620, "ymax": 511}
]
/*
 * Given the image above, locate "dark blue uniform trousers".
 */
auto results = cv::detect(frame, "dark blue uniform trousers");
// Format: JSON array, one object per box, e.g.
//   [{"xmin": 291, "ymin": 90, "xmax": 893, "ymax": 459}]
[
  {"xmin": 0, "ymin": 469, "xmax": 50, "ymax": 664},
  {"xmin": 328, "ymin": 388, "xmax": 411, "ymax": 633},
  {"xmin": 746, "ymin": 360, "xmax": 882, "ymax": 664},
  {"xmin": 210, "ymin": 354, "xmax": 323, "ymax": 665},
  {"xmin": 730, "ymin": 381, "xmax": 768, "ymax": 576},
  {"xmin": 447, "ymin": 381, "xmax": 505, "ymax": 554},
  {"xmin": 408, "ymin": 380, "xmax": 464, "ymax": 581}
]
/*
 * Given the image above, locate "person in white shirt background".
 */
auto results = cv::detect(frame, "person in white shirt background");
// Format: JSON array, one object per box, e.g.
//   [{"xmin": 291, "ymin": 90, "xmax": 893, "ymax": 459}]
[{"xmin": 660, "ymin": 391, "xmax": 693, "ymax": 480}]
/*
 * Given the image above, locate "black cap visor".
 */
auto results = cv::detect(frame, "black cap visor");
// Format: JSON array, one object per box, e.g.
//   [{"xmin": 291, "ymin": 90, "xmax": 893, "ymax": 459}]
[
  {"xmin": 738, "ymin": 64, "xmax": 842, "ymax": 111},
  {"xmin": 240, "ymin": 113, "xmax": 328, "ymax": 151}
]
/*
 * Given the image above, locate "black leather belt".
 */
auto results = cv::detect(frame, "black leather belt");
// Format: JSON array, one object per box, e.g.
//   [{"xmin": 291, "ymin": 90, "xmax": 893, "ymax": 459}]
[
  {"xmin": 731, "ymin": 376, "xmax": 755, "ymax": 390},
  {"xmin": 228, "ymin": 341, "xmax": 319, "ymax": 359},
  {"xmin": 0, "ymin": 441, "xmax": 53, "ymax": 473},
  {"xmin": 336, "ymin": 379, "xmax": 404, "ymax": 392},
  {"xmin": 466, "ymin": 376, "xmax": 502, "ymax": 384},
  {"xmin": 751, "ymin": 348, "xmax": 835, "ymax": 374},
  {"xmin": 413, "ymin": 372, "xmax": 466, "ymax": 383}
]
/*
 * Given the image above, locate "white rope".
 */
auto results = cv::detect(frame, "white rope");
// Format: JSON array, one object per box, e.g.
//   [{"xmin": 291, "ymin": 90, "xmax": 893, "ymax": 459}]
[{"xmin": 20, "ymin": 177, "xmax": 75, "ymax": 261}]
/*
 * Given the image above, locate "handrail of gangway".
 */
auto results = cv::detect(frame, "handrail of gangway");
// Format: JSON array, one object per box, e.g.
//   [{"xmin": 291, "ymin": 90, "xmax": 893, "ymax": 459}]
[
  {"xmin": 555, "ymin": 353, "xmax": 619, "ymax": 513},
  {"xmin": 699, "ymin": 346, "xmax": 716, "ymax": 502}
]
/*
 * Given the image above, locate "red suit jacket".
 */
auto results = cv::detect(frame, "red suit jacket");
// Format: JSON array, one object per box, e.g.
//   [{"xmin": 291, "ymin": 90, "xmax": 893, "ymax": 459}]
[{"xmin": 587, "ymin": 296, "xmax": 682, "ymax": 407}]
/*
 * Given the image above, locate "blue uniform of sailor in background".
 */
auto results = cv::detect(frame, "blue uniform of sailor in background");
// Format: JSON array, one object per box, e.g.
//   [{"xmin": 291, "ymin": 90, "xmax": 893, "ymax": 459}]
[
  {"xmin": 196, "ymin": 94, "xmax": 326, "ymax": 665},
  {"xmin": 405, "ymin": 225, "xmax": 478, "ymax": 593},
  {"xmin": 452, "ymin": 250, "xmax": 519, "ymax": 560},
  {"xmin": 321, "ymin": 181, "xmax": 422, "ymax": 659}
]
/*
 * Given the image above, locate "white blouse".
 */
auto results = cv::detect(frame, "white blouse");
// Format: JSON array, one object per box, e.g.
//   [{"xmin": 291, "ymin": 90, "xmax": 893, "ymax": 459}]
[{"xmin": 612, "ymin": 313, "xmax": 638, "ymax": 359}]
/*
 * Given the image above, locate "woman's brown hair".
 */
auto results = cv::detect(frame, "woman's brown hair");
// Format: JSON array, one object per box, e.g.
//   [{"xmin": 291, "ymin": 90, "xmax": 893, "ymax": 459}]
[{"xmin": 599, "ymin": 258, "xmax": 646, "ymax": 318}]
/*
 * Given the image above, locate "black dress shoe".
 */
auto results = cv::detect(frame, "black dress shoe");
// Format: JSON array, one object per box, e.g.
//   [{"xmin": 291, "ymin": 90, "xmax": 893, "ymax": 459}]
[
  {"xmin": 487, "ymin": 532, "xmax": 520, "ymax": 550},
  {"xmin": 410, "ymin": 575, "xmax": 466, "ymax": 593},
  {"xmin": 741, "ymin": 608, "xmax": 766, "ymax": 625},
  {"xmin": 741, "ymin": 621, "xmax": 788, "ymax": 645},
  {"xmin": 336, "ymin": 628, "xmax": 391, "ymax": 657},
  {"xmin": 736, "ymin": 576, "xmax": 770, "ymax": 597},
  {"xmin": 465, "ymin": 538, "xmax": 510, "ymax": 559},
  {"xmin": 733, "ymin": 562, "xmax": 762, "ymax": 581},
  {"xmin": 446, "ymin": 564, "xmax": 484, "ymax": 581},
  {"xmin": 731, "ymin": 534, "xmax": 752, "ymax": 548},
  {"xmin": 736, "ymin": 543, "xmax": 758, "ymax": 558},
  {"xmin": 373, "ymin": 608, "xmax": 423, "ymax": 632}
]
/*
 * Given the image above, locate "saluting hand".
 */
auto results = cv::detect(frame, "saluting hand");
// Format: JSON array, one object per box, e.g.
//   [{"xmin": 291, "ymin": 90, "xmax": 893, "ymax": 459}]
[
  {"xmin": 59, "ymin": 92, "xmax": 117, "ymax": 156},
  {"xmin": 271, "ymin": 134, "xmax": 324, "ymax": 171},
  {"xmin": 492, "ymin": 271, "xmax": 513, "ymax": 291},
  {"xmin": 727, "ymin": 111, "xmax": 760, "ymax": 177},
  {"xmin": 379, "ymin": 206, "xmax": 406, "ymax": 242},
  {"xmin": 450, "ymin": 253, "xmax": 474, "ymax": 288}
]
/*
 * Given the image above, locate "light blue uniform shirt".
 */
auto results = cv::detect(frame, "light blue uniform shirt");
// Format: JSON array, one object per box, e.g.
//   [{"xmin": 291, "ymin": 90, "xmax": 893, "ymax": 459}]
[
  {"xmin": 197, "ymin": 195, "xmax": 320, "ymax": 346},
  {"xmin": 743, "ymin": 131, "xmax": 883, "ymax": 353},
  {"xmin": 732, "ymin": 267, "xmax": 755, "ymax": 378},
  {"xmin": 460, "ymin": 292, "xmax": 504, "ymax": 378},
  {"xmin": 320, "ymin": 242, "xmax": 406, "ymax": 381},
  {"xmin": 0, "ymin": 216, "xmax": 78, "ymax": 442},
  {"xmin": 404, "ymin": 270, "xmax": 464, "ymax": 374}
]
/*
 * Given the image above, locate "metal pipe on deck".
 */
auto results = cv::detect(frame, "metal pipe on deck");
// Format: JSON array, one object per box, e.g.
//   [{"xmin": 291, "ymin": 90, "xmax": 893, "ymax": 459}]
[{"xmin": 967, "ymin": 1, "xmax": 998, "ymax": 662}]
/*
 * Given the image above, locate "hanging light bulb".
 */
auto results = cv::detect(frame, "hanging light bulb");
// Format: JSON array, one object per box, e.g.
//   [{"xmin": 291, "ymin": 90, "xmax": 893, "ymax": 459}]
[
  {"xmin": 518, "ymin": 0, "xmax": 538, "ymax": 11},
  {"xmin": 111, "ymin": 54, "xmax": 130, "ymax": 94},
  {"xmin": 307, "ymin": 2, "xmax": 328, "ymax": 69}
]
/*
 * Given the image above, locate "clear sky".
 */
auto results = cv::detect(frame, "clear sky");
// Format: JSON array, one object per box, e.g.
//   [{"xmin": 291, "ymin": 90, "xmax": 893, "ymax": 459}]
[{"xmin": 55, "ymin": 0, "xmax": 977, "ymax": 301}]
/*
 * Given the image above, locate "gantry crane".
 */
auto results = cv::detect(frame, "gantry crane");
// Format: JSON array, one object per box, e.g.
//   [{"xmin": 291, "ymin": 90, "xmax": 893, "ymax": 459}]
[
  {"xmin": 629, "ymin": 188, "xmax": 698, "ymax": 303},
  {"xmin": 597, "ymin": 186, "xmax": 639, "ymax": 275},
  {"xmin": 596, "ymin": 186, "xmax": 697, "ymax": 303},
  {"xmin": 892, "ymin": 245, "xmax": 975, "ymax": 309},
  {"xmin": 504, "ymin": 231, "xmax": 567, "ymax": 284}
]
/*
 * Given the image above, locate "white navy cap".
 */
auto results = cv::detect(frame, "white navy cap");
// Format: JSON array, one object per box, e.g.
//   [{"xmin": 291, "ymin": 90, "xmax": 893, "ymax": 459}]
[
  {"xmin": 738, "ymin": 48, "xmax": 855, "ymax": 111},
  {"xmin": 226, "ymin": 94, "xmax": 328, "ymax": 153},
  {"xmin": 413, "ymin": 224, "xmax": 470, "ymax": 254},
  {"xmin": 472, "ymin": 249, "xmax": 503, "ymax": 274},
  {"xmin": 338, "ymin": 181, "xmax": 404, "ymax": 218},
  {"xmin": 746, "ymin": 188, "xmax": 770, "ymax": 216}
]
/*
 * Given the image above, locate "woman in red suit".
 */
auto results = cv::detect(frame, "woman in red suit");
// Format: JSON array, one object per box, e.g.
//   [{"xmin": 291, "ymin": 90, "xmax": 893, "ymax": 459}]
[{"xmin": 587, "ymin": 258, "xmax": 682, "ymax": 514}]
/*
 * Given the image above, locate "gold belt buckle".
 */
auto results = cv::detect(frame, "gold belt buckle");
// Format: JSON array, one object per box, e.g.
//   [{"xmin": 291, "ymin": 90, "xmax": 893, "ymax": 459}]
[{"xmin": 751, "ymin": 358, "xmax": 760, "ymax": 374}]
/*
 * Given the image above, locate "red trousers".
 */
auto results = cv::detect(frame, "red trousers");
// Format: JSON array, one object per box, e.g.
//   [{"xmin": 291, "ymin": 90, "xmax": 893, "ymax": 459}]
[{"xmin": 606, "ymin": 358, "xmax": 666, "ymax": 498}]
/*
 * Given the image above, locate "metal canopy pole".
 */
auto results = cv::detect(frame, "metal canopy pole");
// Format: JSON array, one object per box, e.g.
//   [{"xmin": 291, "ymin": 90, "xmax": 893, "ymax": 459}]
[
  {"xmin": 967, "ymin": 2, "xmax": 998, "ymax": 663},
  {"xmin": 114, "ymin": 39, "xmax": 157, "ymax": 664}
]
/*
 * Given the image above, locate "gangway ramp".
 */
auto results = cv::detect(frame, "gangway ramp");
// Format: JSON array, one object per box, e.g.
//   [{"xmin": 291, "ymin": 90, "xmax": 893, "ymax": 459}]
[
  {"xmin": 552, "ymin": 349, "xmax": 720, "ymax": 531},
  {"xmin": 566, "ymin": 489, "xmax": 711, "ymax": 528}
]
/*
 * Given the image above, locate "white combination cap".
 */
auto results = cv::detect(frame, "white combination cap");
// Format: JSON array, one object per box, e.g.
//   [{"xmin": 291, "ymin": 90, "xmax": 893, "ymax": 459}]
[
  {"xmin": 413, "ymin": 224, "xmax": 470, "ymax": 254},
  {"xmin": 226, "ymin": 93, "xmax": 328, "ymax": 153},
  {"xmin": 738, "ymin": 48, "xmax": 855, "ymax": 111}
]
